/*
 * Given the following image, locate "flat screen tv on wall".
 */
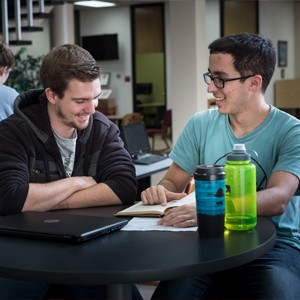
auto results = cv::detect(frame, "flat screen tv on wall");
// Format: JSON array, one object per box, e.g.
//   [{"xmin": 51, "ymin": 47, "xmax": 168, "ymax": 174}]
[{"xmin": 81, "ymin": 34, "xmax": 119, "ymax": 61}]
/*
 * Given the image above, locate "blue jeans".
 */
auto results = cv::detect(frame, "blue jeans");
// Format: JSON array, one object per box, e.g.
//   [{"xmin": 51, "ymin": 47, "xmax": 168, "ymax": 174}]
[
  {"xmin": 0, "ymin": 281, "xmax": 142, "ymax": 299},
  {"xmin": 152, "ymin": 242, "xmax": 300, "ymax": 300}
]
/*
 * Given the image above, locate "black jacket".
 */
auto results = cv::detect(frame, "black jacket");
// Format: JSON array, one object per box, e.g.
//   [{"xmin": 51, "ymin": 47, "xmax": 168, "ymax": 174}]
[{"xmin": 0, "ymin": 90, "xmax": 137, "ymax": 215}]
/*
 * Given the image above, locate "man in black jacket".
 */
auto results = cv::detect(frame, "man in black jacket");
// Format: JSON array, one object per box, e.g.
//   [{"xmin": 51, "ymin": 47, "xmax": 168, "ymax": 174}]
[{"xmin": 0, "ymin": 44, "xmax": 140, "ymax": 299}]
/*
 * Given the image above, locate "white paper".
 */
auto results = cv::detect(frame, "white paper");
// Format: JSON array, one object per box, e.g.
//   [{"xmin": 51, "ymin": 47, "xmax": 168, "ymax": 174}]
[{"xmin": 122, "ymin": 217, "xmax": 198, "ymax": 232}]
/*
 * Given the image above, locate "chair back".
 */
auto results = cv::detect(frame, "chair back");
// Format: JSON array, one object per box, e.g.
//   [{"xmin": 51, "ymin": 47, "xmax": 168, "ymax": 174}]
[
  {"xmin": 162, "ymin": 109, "xmax": 172, "ymax": 127},
  {"xmin": 122, "ymin": 113, "xmax": 144, "ymax": 126}
]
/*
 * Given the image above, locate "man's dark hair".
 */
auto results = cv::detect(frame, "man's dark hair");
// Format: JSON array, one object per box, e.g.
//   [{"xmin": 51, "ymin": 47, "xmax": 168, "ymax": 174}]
[
  {"xmin": 40, "ymin": 44, "xmax": 100, "ymax": 98},
  {"xmin": 208, "ymin": 33, "xmax": 276, "ymax": 93}
]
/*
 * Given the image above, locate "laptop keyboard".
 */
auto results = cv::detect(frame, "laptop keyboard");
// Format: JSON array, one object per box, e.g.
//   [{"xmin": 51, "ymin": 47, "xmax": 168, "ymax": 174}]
[{"xmin": 132, "ymin": 153, "xmax": 168, "ymax": 165}]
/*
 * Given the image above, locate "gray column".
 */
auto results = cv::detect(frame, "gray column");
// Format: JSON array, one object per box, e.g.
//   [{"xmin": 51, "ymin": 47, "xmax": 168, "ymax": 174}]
[
  {"xmin": 51, "ymin": 2, "xmax": 75, "ymax": 46},
  {"xmin": 167, "ymin": 0, "xmax": 207, "ymax": 141}
]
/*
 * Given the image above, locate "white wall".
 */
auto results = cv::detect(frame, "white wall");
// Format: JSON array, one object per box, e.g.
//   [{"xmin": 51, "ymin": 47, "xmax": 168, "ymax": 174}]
[
  {"xmin": 80, "ymin": 7, "xmax": 133, "ymax": 116},
  {"xmin": 9, "ymin": 18, "xmax": 51, "ymax": 57},
  {"xmin": 259, "ymin": 1, "xmax": 295, "ymax": 104}
]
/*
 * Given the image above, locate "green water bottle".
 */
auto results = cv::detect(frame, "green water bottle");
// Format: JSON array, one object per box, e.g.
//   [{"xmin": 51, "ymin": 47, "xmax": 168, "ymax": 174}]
[{"xmin": 224, "ymin": 144, "xmax": 257, "ymax": 231}]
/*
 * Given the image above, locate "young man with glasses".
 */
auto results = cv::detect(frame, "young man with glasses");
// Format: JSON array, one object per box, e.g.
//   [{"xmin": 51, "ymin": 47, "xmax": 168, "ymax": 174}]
[{"xmin": 141, "ymin": 33, "xmax": 300, "ymax": 299}]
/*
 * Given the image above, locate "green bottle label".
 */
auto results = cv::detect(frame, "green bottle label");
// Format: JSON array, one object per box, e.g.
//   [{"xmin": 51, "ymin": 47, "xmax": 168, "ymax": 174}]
[{"xmin": 224, "ymin": 162, "xmax": 257, "ymax": 231}]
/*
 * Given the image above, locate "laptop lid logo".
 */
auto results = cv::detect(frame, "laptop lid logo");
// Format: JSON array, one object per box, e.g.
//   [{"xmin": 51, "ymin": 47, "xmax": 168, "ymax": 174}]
[{"xmin": 44, "ymin": 219, "xmax": 60, "ymax": 224}]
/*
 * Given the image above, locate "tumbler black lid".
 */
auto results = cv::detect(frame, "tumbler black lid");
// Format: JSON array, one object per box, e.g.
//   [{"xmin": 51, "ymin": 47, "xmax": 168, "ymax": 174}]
[{"xmin": 194, "ymin": 165, "xmax": 225, "ymax": 180}]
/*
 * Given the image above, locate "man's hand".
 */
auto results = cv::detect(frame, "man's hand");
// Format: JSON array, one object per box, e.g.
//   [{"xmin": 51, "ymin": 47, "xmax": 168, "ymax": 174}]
[
  {"xmin": 140, "ymin": 162, "xmax": 195, "ymax": 227},
  {"xmin": 141, "ymin": 184, "xmax": 187, "ymax": 206},
  {"xmin": 158, "ymin": 204, "xmax": 197, "ymax": 227}
]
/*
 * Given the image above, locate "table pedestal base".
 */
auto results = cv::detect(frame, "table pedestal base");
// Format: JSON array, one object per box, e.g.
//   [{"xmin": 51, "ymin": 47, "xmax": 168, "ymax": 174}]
[{"xmin": 107, "ymin": 284, "xmax": 132, "ymax": 300}]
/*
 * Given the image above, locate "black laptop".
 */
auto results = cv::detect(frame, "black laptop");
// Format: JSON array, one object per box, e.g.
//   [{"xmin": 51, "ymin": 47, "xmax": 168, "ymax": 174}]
[
  {"xmin": 121, "ymin": 122, "xmax": 168, "ymax": 165},
  {"xmin": 0, "ymin": 211, "xmax": 128, "ymax": 243}
]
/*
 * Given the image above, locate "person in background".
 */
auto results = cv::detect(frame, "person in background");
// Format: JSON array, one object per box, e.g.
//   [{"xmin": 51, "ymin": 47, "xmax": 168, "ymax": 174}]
[
  {"xmin": 141, "ymin": 33, "xmax": 300, "ymax": 299},
  {"xmin": 0, "ymin": 44, "xmax": 141, "ymax": 299},
  {"xmin": 0, "ymin": 41, "xmax": 19, "ymax": 120}
]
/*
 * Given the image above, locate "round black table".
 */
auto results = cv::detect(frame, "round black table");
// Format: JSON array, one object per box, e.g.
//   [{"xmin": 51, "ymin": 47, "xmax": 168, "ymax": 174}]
[{"xmin": 0, "ymin": 206, "xmax": 276, "ymax": 299}]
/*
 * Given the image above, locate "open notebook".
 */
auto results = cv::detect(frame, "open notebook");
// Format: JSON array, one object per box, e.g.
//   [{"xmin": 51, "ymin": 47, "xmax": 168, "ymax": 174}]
[
  {"xmin": 0, "ymin": 211, "xmax": 128, "ymax": 243},
  {"xmin": 121, "ymin": 122, "xmax": 168, "ymax": 165}
]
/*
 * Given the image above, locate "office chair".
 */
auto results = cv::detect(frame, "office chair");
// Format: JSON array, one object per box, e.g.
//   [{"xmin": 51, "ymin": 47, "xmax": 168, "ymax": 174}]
[{"xmin": 147, "ymin": 109, "xmax": 172, "ymax": 152}]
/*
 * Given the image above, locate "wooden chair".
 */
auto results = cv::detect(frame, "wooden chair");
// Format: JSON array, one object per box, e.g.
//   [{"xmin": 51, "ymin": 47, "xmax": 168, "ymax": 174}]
[
  {"xmin": 147, "ymin": 109, "xmax": 172, "ymax": 152},
  {"xmin": 185, "ymin": 178, "xmax": 195, "ymax": 194},
  {"xmin": 121, "ymin": 112, "xmax": 144, "ymax": 126}
]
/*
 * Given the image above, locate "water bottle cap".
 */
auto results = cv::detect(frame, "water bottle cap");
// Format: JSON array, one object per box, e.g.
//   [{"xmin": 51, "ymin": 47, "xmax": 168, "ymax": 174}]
[
  {"xmin": 227, "ymin": 144, "xmax": 250, "ymax": 161},
  {"xmin": 233, "ymin": 144, "xmax": 246, "ymax": 151}
]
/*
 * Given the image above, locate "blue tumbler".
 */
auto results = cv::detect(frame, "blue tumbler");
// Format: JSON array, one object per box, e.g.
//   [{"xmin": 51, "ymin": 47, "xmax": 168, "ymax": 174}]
[{"xmin": 194, "ymin": 165, "xmax": 226, "ymax": 237}]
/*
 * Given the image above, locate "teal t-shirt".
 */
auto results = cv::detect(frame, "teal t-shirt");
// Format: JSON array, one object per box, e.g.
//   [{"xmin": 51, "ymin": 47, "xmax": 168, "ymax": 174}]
[{"xmin": 170, "ymin": 105, "xmax": 300, "ymax": 249}]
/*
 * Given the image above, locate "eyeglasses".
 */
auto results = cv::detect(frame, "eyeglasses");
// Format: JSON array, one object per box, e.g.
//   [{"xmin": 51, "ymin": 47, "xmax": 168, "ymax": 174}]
[{"xmin": 203, "ymin": 72, "xmax": 255, "ymax": 89}]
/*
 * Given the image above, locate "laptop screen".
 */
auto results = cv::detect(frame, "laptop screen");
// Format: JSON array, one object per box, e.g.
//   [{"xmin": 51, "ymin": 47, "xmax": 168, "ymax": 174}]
[{"xmin": 121, "ymin": 123, "xmax": 150, "ymax": 156}]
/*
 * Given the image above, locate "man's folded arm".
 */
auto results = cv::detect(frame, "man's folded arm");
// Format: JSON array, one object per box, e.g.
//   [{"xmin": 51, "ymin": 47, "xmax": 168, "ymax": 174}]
[{"xmin": 22, "ymin": 176, "xmax": 97, "ymax": 212}]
